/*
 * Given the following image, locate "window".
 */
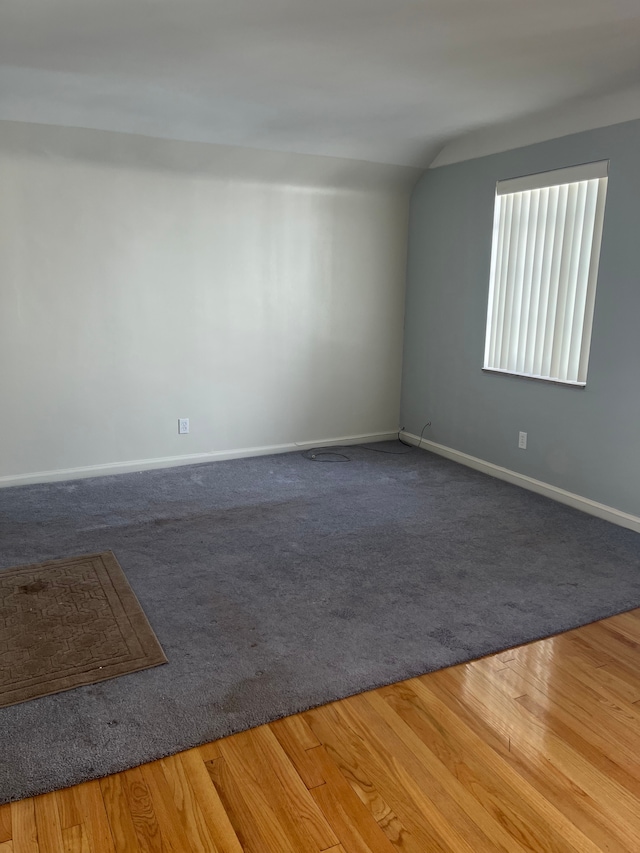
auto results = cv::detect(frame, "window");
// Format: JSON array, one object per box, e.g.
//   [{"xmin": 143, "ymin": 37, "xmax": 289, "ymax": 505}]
[{"xmin": 484, "ymin": 161, "xmax": 608, "ymax": 386}]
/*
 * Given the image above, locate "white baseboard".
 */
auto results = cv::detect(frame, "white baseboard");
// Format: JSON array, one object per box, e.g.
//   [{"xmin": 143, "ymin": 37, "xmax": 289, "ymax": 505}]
[
  {"xmin": 0, "ymin": 430, "xmax": 399, "ymax": 489},
  {"xmin": 402, "ymin": 432, "xmax": 640, "ymax": 535}
]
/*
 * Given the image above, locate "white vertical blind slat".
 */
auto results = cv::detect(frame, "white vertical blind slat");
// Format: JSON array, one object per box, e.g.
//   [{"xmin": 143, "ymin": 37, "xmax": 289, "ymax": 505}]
[
  {"xmin": 523, "ymin": 187, "xmax": 548, "ymax": 375},
  {"xmin": 499, "ymin": 193, "xmax": 522, "ymax": 369},
  {"xmin": 550, "ymin": 182, "xmax": 580, "ymax": 380},
  {"xmin": 558, "ymin": 180, "xmax": 589, "ymax": 381},
  {"xmin": 516, "ymin": 189, "xmax": 540, "ymax": 373},
  {"xmin": 506, "ymin": 191, "xmax": 531, "ymax": 370},
  {"xmin": 541, "ymin": 183, "xmax": 568, "ymax": 378},
  {"xmin": 578, "ymin": 177, "xmax": 608, "ymax": 382},
  {"xmin": 567, "ymin": 179, "xmax": 598, "ymax": 381},
  {"xmin": 532, "ymin": 185, "xmax": 559, "ymax": 376},
  {"xmin": 485, "ymin": 196, "xmax": 506, "ymax": 368},
  {"xmin": 493, "ymin": 194, "xmax": 513, "ymax": 369}
]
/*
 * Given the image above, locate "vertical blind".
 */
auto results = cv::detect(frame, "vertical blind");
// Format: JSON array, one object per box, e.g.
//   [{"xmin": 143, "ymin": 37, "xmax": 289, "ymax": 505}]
[{"xmin": 484, "ymin": 161, "xmax": 608, "ymax": 385}]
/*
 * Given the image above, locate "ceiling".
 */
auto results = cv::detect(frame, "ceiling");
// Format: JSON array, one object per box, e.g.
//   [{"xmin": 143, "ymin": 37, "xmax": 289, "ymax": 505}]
[{"xmin": 1, "ymin": 0, "xmax": 640, "ymax": 167}]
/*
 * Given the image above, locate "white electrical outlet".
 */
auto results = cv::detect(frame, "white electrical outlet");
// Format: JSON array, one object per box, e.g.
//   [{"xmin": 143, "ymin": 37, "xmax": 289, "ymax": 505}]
[
  {"xmin": 518, "ymin": 431, "xmax": 527, "ymax": 450},
  {"xmin": 178, "ymin": 418, "xmax": 190, "ymax": 435}
]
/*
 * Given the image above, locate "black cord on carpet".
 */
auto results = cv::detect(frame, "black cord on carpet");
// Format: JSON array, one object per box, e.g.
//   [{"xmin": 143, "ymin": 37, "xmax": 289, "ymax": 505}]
[
  {"xmin": 302, "ymin": 448, "xmax": 351, "ymax": 462},
  {"xmin": 303, "ymin": 423, "xmax": 431, "ymax": 462}
]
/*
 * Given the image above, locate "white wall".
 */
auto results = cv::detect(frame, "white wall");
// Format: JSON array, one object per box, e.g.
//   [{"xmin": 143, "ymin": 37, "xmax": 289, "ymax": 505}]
[{"xmin": 0, "ymin": 121, "xmax": 418, "ymax": 484}]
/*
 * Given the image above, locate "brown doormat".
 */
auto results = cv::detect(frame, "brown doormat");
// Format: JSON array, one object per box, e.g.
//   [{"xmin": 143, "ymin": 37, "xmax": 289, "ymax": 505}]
[{"xmin": 0, "ymin": 551, "xmax": 167, "ymax": 709}]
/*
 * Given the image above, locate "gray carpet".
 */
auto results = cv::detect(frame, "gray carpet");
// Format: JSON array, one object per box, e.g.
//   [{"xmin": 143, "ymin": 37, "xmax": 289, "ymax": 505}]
[{"xmin": 1, "ymin": 443, "xmax": 639, "ymax": 803}]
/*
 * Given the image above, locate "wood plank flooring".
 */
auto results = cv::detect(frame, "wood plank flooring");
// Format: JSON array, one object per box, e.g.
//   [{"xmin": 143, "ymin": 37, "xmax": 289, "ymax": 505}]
[{"xmin": 4, "ymin": 609, "xmax": 640, "ymax": 852}]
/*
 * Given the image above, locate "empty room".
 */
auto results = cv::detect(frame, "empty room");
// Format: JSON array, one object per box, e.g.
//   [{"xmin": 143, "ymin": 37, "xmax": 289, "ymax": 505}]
[{"xmin": 2, "ymin": 1, "xmax": 640, "ymax": 850}]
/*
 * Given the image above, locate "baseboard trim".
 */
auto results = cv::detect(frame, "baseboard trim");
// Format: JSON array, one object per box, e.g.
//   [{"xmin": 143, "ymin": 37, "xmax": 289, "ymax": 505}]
[
  {"xmin": 402, "ymin": 432, "xmax": 640, "ymax": 534},
  {"xmin": 0, "ymin": 430, "xmax": 400, "ymax": 489}
]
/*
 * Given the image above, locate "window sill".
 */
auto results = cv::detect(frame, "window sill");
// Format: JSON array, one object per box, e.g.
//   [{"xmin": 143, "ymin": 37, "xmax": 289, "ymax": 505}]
[{"xmin": 482, "ymin": 367, "xmax": 586, "ymax": 389}]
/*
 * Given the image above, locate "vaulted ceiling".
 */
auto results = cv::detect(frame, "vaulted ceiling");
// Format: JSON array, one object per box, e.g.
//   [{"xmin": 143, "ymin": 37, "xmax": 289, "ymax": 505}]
[{"xmin": 2, "ymin": 0, "xmax": 640, "ymax": 166}]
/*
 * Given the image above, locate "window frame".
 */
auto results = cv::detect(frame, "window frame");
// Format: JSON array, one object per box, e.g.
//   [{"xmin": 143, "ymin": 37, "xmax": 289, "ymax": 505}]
[{"xmin": 482, "ymin": 160, "xmax": 609, "ymax": 388}]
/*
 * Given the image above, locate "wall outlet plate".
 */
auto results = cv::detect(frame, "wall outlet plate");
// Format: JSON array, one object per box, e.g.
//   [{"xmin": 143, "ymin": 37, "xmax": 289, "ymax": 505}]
[
  {"xmin": 178, "ymin": 418, "xmax": 190, "ymax": 435},
  {"xmin": 518, "ymin": 430, "xmax": 527, "ymax": 449}
]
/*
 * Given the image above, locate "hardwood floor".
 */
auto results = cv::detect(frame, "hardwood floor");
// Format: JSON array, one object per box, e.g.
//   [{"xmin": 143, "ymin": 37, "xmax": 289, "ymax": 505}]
[{"xmin": 3, "ymin": 609, "xmax": 640, "ymax": 852}]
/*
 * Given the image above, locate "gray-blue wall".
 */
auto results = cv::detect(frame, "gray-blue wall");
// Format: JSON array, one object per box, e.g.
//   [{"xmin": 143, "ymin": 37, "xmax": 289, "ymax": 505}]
[{"xmin": 401, "ymin": 118, "xmax": 640, "ymax": 517}]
